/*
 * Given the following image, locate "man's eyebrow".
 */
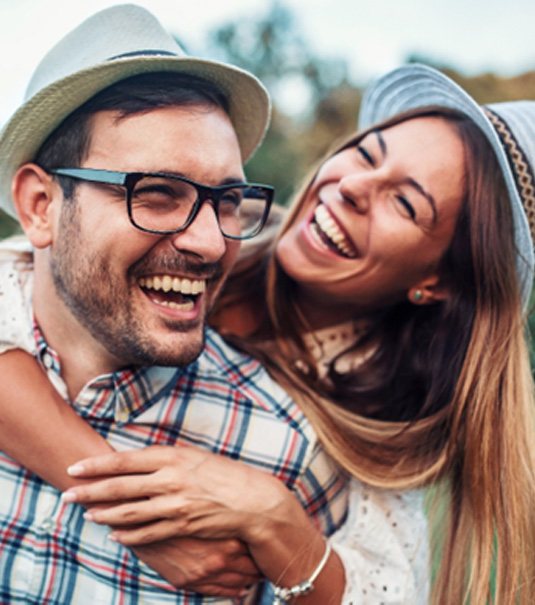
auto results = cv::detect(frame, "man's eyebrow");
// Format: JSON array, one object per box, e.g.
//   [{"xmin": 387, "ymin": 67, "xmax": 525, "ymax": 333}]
[
  {"xmin": 150, "ymin": 171, "xmax": 247, "ymax": 186},
  {"xmin": 219, "ymin": 176, "xmax": 248, "ymax": 186},
  {"xmin": 375, "ymin": 129, "xmax": 438, "ymax": 223}
]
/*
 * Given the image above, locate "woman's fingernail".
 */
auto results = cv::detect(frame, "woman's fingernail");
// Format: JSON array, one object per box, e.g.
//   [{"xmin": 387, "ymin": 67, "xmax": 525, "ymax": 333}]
[
  {"xmin": 108, "ymin": 532, "xmax": 118, "ymax": 542},
  {"xmin": 61, "ymin": 491, "xmax": 77, "ymax": 503},
  {"xmin": 67, "ymin": 463, "xmax": 85, "ymax": 476},
  {"xmin": 83, "ymin": 511, "xmax": 94, "ymax": 521}
]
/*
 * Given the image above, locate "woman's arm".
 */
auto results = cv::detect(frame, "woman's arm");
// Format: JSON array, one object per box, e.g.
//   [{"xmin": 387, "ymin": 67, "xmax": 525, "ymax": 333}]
[
  {"xmin": 0, "ymin": 349, "xmax": 112, "ymax": 489},
  {"xmin": 0, "ymin": 350, "xmax": 260, "ymax": 597},
  {"xmin": 62, "ymin": 445, "xmax": 347, "ymax": 605},
  {"xmin": 63, "ymin": 447, "xmax": 431, "ymax": 604}
]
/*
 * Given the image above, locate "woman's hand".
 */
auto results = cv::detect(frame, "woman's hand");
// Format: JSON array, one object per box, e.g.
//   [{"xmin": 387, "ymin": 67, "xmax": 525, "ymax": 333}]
[
  {"xmin": 61, "ymin": 444, "xmax": 338, "ymax": 595},
  {"xmin": 62, "ymin": 444, "xmax": 292, "ymax": 544}
]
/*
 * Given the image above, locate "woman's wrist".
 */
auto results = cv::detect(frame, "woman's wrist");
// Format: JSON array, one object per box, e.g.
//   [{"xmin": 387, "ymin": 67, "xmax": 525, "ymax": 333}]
[
  {"xmin": 243, "ymin": 506, "xmax": 345, "ymax": 605},
  {"xmin": 244, "ymin": 511, "xmax": 327, "ymax": 588},
  {"xmin": 272, "ymin": 541, "xmax": 332, "ymax": 603}
]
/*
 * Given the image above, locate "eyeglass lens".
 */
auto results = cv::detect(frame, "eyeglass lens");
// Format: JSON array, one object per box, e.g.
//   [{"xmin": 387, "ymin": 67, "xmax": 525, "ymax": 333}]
[{"xmin": 129, "ymin": 176, "xmax": 269, "ymax": 238}]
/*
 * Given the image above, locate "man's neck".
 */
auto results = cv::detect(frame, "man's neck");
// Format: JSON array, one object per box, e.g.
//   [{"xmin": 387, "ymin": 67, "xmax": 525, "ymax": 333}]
[{"xmin": 32, "ymin": 264, "xmax": 124, "ymax": 400}]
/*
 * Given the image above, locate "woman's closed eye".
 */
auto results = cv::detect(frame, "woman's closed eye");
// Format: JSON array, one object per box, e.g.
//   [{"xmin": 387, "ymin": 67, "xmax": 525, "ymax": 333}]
[
  {"xmin": 395, "ymin": 194, "xmax": 417, "ymax": 221},
  {"xmin": 357, "ymin": 144, "xmax": 375, "ymax": 167}
]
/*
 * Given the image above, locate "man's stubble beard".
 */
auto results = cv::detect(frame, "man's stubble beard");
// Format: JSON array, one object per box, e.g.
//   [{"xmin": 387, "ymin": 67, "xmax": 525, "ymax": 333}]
[{"xmin": 50, "ymin": 201, "xmax": 206, "ymax": 368}]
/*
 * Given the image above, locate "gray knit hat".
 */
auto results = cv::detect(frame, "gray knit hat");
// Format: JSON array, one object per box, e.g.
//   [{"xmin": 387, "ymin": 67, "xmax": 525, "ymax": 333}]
[
  {"xmin": 0, "ymin": 4, "xmax": 270, "ymax": 219},
  {"xmin": 359, "ymin": 63, "xmax": 535, "ymax": 307}
]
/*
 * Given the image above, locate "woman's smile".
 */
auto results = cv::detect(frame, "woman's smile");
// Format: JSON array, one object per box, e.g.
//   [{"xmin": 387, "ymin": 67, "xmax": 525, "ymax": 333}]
[
  {"xmin": 309, "ymin": 202, "xmax": 359, "ymax": 259},
  {"xmin": 276, "ymin": 115, "xmax": 465, "ymax": 322}
]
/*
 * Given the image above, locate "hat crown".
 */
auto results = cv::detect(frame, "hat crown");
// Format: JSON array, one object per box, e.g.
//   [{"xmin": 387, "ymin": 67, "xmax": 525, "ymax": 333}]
[
  {"xmin": 0, "ymin": 3, "xmax": 270, "ymax": 221},
  {"xmin": 26, "ymin": 4, "xmax": 184, "ymax": 101}
]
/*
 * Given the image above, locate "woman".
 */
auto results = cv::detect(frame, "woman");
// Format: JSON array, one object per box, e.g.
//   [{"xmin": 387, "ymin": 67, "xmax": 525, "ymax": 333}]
[{"xmin": 1, "ymin": 64, "xmax": 535, "ymax": 604}]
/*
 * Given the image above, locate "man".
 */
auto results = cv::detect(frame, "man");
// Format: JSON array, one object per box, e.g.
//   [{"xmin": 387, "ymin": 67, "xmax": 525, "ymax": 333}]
[{"xmin": 0, "ymin": 5, "xmax": 347, "ymax": 604}]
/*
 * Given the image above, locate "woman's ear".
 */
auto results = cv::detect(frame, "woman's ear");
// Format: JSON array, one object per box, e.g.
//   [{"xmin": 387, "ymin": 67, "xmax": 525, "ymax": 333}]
[
  {"xmin": 407, "ymin": 274, "xmax": 451, "ymax": 306},
  {"xmin": 12, "ymin": 163, "xmax": 58, "ymax": 249}
]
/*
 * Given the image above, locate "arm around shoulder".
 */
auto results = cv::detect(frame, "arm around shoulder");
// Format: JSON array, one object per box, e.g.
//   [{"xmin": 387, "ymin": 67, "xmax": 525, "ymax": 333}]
[{"xmin": 0, "ymin": 349, "xmax": 111, "ymax": 490}]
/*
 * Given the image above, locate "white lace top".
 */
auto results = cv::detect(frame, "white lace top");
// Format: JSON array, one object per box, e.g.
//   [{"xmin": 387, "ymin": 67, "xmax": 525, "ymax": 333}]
[
  {"xmin": 0, "ymin": 237, "xmax": 34, "ymax": 355},
  {"xmin": 0, "ymin": 237, "xmax": 429, "ymax": 604},
  {"xmin": 331, "ymin": 482, "xmax": 428, "ymax": 604},
  {"xmin": 303, "ymin": 322, "xmax": 430, "ymax": 604}
]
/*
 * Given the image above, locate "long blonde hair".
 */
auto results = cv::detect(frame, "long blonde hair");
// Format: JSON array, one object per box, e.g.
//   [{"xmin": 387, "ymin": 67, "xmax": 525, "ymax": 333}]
[{"xmin": 216, "ymin": 109, "xmax": 535, "ymax": 603}]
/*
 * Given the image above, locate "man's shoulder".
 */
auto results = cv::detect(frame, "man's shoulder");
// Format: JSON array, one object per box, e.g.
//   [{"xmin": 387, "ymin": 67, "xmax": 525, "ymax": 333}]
[{"xmin": 195, "ymin": 328, "xmax": 309, "ymax": 428}]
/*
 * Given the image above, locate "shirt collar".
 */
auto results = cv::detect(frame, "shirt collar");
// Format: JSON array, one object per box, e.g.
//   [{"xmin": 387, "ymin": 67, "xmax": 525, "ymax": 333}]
[{"xmin": 32, "ymin": 319, "xmax": 185, "ymax": 421}]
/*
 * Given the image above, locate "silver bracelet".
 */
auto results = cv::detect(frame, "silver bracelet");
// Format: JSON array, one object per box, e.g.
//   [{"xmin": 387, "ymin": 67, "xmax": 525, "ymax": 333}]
[{"xmin": 272, "ymin": 542, "xmax": 332, "ymax": 604}]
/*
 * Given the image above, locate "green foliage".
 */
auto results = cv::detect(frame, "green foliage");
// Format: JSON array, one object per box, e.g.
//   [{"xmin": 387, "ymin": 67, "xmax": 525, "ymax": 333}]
[
  {"xmin": 527, "ymin": 293, "xmax": 535, "ymax": 369},
  {"xmin": 206, "ymin": 1, "xmax": 359, "ymax": 206},
  {"xmin": 0, "ymin": 210, "xmax": 20, "ymax": 239}
]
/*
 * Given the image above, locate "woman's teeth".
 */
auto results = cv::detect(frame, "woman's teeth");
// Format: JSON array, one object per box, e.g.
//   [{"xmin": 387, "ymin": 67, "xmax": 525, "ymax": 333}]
[{"xmin": 313, "ymin": 205, "xmax": 357, "ymax": 258}]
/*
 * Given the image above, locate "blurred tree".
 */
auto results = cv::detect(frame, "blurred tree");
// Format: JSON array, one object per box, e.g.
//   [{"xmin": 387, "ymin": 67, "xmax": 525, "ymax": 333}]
[
  {"xmin": 207, "ymin": 1, "xmax": 360, "ymax": 205},
  {"xmin": 407, "ymin": 53, "xmax": 535, "ymax": 104},
  {"xmin": 297, "ymin": 81, "xmax": 362, "ymax": 168}
]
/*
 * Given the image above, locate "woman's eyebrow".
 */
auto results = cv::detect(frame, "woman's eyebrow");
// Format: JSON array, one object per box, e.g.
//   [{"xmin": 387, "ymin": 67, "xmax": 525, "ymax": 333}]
[
  {"xmin": 404, "ymin": 177, "xmax": 438, "ymax": 223},
  {"xmin": 376, "ymin": 129, "xmax": 438, "ymax": 224},
  {"xmin": 374, "ymin": 130, "xmax": 387, "ymax": 158}
]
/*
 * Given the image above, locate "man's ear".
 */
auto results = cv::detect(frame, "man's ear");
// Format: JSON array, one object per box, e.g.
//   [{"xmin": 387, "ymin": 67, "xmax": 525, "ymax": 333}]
[
  {"xmin": 12, "ymin": 163, "xmax": 58, "ymax": 249},
  {"xmin": 407, "ymin": 274, "xmax": 451, "ymax": 306}
]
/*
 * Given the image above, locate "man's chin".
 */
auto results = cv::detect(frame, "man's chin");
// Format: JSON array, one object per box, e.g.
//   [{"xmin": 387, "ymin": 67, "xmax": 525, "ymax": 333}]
[{"xmin": 139, "ymin": 329, "xmax": 206, "ymax": 367}]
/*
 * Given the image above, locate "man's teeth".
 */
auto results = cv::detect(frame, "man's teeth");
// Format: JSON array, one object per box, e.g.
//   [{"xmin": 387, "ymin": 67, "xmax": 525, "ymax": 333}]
[
  {"xmin": 314, "ymin": 205, "xmax": 357, "ymax": 258},
  {"xmin": 152, "ymin": 299, "xmax": 194, "ymax": 311},
  {"xmin": 138, "ymin": 275, "xmax": 206, "ymax": 295}
]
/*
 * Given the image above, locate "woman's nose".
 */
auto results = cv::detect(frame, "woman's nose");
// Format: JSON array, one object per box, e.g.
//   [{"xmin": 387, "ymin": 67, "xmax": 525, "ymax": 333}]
[{"xmin": 337, "ymin": 173, "xmax": 374, "ymax": 214}]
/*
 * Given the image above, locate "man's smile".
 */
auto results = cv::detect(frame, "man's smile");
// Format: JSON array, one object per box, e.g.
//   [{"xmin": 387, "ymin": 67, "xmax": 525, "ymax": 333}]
[{"xmin": 138, "ymin": 274, "xmax": 207, "ymax": 312}]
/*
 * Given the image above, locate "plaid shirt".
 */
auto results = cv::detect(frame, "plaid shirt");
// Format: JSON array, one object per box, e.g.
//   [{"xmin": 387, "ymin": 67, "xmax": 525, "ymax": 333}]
[{"xmin": 0, "ymin": 319, "xmax": 348, "ymax": 604}]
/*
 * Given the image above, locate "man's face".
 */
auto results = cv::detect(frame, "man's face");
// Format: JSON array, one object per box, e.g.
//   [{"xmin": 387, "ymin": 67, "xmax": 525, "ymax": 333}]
[{"xmin": 49, "ymin": 105, "xmax": 243, "ymax": 368}]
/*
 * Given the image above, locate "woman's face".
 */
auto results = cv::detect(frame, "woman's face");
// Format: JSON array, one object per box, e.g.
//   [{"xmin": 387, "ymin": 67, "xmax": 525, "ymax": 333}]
[{"xmin": 276, "ymin": 116, "xmax": 466, "ymax": 324}]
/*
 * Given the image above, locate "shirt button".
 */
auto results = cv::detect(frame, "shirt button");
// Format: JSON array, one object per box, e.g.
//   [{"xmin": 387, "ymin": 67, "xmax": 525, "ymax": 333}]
[
  {"xmin": 115, "ymin": 408, "xmax": 130, "ymax": 424},
  {"xmin": 42, "ymin": 352, "xmax": 54, "ymax": 369},
  {"xmin": 40, "ymin": 518, "xmax": 55, "ymax": 533}
]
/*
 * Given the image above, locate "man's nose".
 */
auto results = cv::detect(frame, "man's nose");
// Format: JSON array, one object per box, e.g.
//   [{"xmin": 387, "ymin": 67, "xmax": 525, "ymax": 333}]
[{"xmin": 168, "ymin": 201, "xmax": 226, "ymax": 262}]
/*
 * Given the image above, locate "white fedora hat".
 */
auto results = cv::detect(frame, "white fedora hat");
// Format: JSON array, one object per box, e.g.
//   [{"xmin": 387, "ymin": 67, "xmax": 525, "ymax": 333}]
[
  {"xmin": 359, "ymin": 63, "xmax": 535, "ymax": 308},
  {"xmin": 0, "ymin": 4, "xmax": 271, "ymax": 219}
]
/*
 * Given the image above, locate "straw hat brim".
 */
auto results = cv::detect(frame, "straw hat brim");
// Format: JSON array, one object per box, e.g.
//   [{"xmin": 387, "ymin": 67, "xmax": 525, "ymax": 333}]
[{"xmin": 0, "ymin": 55, "xmax": 270, "ymax": 219}]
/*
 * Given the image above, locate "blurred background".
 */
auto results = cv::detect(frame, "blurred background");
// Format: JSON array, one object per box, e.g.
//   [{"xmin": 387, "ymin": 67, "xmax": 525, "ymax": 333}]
[{"xmin": 1, "ymin": 0, "xmax": 534, "ymax": 239}]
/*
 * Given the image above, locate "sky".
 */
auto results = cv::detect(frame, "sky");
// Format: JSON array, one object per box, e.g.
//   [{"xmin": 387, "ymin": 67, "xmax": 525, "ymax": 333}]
[{"xmin": 1, "ymin": 0, "xmax": 534, "ymax": 124}]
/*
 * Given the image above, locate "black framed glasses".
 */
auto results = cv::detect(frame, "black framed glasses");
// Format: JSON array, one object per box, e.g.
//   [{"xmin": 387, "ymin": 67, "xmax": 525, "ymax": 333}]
[{"xmin": 47, "ymin": 167, "xmax": 274, "ymax": 240}]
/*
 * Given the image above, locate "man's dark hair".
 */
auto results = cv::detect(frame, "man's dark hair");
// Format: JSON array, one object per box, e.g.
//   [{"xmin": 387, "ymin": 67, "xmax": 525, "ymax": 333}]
[{"xmin": 35, "ymin": 72, "xmax": 230, "ymax": 198}]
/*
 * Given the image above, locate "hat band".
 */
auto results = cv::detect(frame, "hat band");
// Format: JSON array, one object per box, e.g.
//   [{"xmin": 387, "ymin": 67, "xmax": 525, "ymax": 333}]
[
  {"xmin": 108, "ymin": 50, "xmax": 179, "ymax": 60},
  {"xmin": 484, "ymin": 107, "xmax": 535, "ymax": 244}
]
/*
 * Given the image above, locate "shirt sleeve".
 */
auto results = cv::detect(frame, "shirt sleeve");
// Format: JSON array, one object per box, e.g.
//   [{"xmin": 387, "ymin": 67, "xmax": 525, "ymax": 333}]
[
  {"xmin": 0, "ymin": 237, "xmax": 35, "ymax": 354},
  {"xmin": 330, "ymin": 480, "xmax": 430, "ymax": 605},
  {"xmin": 291, "ymin": 439, "xmax": 350, "ymax": 536}
]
